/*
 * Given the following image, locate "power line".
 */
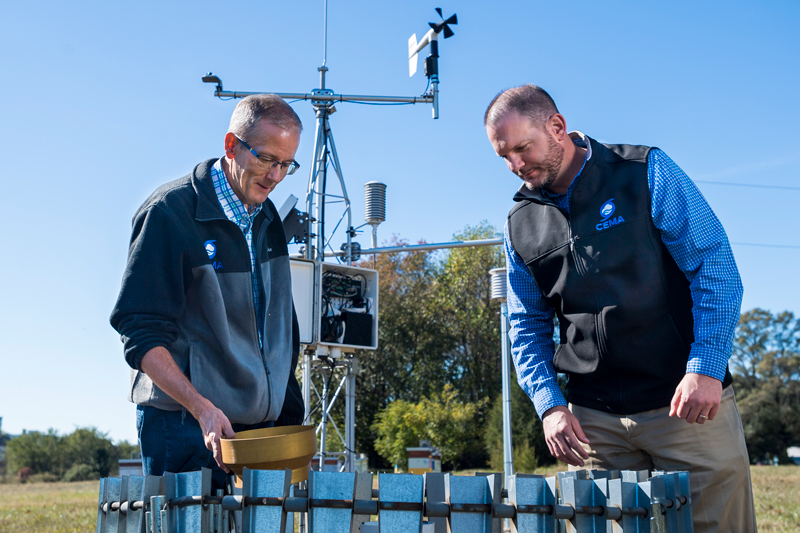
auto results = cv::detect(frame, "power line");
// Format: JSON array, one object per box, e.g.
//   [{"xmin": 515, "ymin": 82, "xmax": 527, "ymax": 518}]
[
  {"xmin": 731, "ymin": 242, "xmax": 800, "ymax": 250},
  {"xmin": 694, "ymin": 180, "xmax": 800, "ymax": 191},
  {"xmin": 688, "ymin": 181, "xmax": 800, "ymax": 249}
]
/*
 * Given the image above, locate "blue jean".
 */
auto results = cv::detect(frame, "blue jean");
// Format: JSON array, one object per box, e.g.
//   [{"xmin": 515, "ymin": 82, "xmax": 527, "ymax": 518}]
[{"xmin": 136, "ymin": 405, "xmax": 274, "ymax": 490}]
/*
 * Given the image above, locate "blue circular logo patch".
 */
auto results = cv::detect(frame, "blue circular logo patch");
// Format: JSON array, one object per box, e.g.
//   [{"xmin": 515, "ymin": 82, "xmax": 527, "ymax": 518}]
[
  {"xmin": 600, "ymin": 199, "xmax": 616, "ymax": 220},
  {"xmin": 204, "ymin": 240, "xmax": 217, "ymax": 259}
]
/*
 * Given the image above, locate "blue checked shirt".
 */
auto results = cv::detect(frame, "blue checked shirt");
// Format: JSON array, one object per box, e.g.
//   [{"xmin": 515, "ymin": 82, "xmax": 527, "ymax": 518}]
[
  {"xmin": 505, "ymin": 134, "xmax": 743, "ymax": 418},
  {"xmin": 211, "ymin": 159, "xmax": 264, "ymax": 346}
]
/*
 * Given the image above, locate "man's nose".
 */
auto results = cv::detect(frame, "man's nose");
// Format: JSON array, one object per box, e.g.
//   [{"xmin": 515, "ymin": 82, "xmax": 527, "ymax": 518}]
[
  {"xmin": 267, "ymin": 165, "xmax": 286, "ymax": 183},
  {"xmin": 507, "ymin": 154, "xmax": 524, "ymax": 173}
]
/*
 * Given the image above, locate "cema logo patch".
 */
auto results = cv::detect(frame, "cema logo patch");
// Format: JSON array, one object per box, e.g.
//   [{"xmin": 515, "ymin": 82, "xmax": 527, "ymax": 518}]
[
  {"xmin": 600, "ymin": 198, "xmax": 616, "ymax": 221},
  {"xmin": 204, "ymin": 240, "xmax": 217, "ymax": 259},
  {"xmin": 596, "ymin": 198, "xmax": 625, "ymax": 231}
]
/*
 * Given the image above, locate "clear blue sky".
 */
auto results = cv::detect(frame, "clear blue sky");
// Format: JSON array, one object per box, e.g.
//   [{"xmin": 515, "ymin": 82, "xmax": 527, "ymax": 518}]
[{"xmin": 1, "ymin": 1, "xmax": 798, "ymax": 444}]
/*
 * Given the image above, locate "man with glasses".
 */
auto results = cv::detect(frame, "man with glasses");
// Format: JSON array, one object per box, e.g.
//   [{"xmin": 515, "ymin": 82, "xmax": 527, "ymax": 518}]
[
  {"xmin": 111, "ymin": 94, "xmax": 305, "ymax": 489},
  {"xmin": 485, "ymin": 85, "xmax": 756, "ymax": 532}
]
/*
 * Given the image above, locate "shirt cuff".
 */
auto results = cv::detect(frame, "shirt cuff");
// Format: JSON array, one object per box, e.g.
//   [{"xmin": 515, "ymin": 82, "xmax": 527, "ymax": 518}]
[
  {"xmin": 532, "ymin": 383, "xmax": 568, "ymax": 420},
  {"xmin": 685, "ymin": 345, "xmax": 729, "ymax": 382}
]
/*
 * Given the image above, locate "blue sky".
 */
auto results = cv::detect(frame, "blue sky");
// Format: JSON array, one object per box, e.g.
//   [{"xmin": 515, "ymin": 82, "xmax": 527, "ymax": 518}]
[{"xmin": 1, "ymin": 1, "xmax": 798, "ymax": 443}]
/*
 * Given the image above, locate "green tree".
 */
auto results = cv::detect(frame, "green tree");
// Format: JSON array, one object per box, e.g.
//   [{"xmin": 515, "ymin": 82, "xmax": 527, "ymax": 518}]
[
  {"xmin": 63, "ymin": 463, "xmax": 97, "ymax": 482},
  {"xmin": 372, "ymin": 385, "xmax": 487, "ymax": 470},
  {"xmin": 731, "ymin": 309, "xmax": 800, "ymax": 463},
  {"xmin": 431, "ymin": 222, "xmax": 504, "ymax": 467},
  {"xmin": 346, "ymin": 223, "xmax": 509, "ymax": 469},
  {"xmin": 436, "ymin": 222, "xmax": 505, "ymax": 405},
  {"xmin": 117, "ymin": 440, "xmax": 140, "ymax": 461},
  {"xmin": 63, "ymin": 427, "xmax": 117, "ymax": 478},
  {"xmin": 484, "ymin": 375, "xmax": 555, "ymax": 472},
  {"xmin": 5, "ymin": 427, "xmax": 135, "ymax": 480},
  {"xmin": 5, "ymin": 430, "xmax": 66, "ymax": 477},
  {"xmin": 353, "ymin": 239, "xmax": 452, "ymax": 467}
]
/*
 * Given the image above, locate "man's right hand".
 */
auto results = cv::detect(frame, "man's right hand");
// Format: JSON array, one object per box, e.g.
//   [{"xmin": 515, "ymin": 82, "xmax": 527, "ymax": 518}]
[
  {"xmin": 195, "ymin": 402, "xmax": 236, "ymax": 472},
  {"xmin": 542, "ymin": 405, "xmax": 590, "ymax": 467},
  {"xmin": 141, "ymin": 346, "xmax": 237, "ymax": 472}
]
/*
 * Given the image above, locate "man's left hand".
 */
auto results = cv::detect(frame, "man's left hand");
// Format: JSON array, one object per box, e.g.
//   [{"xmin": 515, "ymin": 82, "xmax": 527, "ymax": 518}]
[{"xmin": 669, "ymin": 373, "xmax": 722, "ymax": 424}]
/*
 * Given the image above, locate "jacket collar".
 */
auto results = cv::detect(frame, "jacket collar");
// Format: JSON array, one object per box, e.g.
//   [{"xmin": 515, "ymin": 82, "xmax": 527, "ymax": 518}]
[
  {"xmin": 193, "ymin": 159, "xmax": 227, "ymax": 221},
  {"xmin": 191, "ymin": 158, "xmax": 273, "ymax": 224}
]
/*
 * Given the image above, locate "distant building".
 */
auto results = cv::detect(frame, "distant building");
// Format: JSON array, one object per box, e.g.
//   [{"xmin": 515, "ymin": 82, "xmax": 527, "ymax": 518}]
[
  {"xmin": 118, "ymin": 458, "xmax": 143, "ymax": 477},
  {"xmin": 788, "ymin": 447, "xmax": 800, "ymax": 466},
  {"xmin": 310, "ymin": 455, "xmax": 343, "ymax": 472},
  {"xmin": 353, "ymin": 453, "xmax": 369, "ymax": 474},
  {"xmin": 405, "ymin": 440, "xmax": 442, "ymax": 475}
]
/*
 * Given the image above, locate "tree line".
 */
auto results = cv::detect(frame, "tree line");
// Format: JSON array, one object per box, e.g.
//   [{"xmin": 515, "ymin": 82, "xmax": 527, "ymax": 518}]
[
  {"xmin": 730, "ymin": 309, "xmax": 800, "ymax": 464},
  {"xmin": 2, "ymin": 427, "xmax": 138, "ymax": 482}
]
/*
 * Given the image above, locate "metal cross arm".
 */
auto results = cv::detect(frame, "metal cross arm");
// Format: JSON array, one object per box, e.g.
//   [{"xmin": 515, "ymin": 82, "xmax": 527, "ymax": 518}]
[
  {"xmin": 201, "ymin": 79, "xmax": 435, "ymax": 105},
  {"xmin": 324, "ymin": 237, "xmax": 504, "ymax": 257}
]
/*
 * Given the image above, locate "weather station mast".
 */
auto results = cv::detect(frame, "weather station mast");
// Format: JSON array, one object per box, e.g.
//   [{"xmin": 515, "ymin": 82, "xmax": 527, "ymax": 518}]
[{"xmin": 201, "ymin": 3, "xmax": 459, "ymax": 478}]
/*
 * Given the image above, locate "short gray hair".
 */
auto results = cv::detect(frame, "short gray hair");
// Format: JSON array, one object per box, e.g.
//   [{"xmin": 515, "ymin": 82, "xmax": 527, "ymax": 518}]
[
  {"xmin": 484, "ymin": 84, "xmax": 559, "ymax": 129},
  {"xmin": 228, "ymin": 94, "xmax": 303, "ymax": 140}
]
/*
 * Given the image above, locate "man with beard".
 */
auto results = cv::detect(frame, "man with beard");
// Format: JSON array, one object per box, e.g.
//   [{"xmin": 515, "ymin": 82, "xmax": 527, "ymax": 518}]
[{"xmin": 485, "ymin": 84, "xmax": 756, "ymax": 532}]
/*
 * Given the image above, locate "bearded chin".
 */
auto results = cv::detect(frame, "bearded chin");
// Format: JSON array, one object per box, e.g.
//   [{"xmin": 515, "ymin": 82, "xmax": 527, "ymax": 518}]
[
  {"xmin": 518, "ymin": 135, "xmax": 565, "ymax": 191},
  {"xmin": 521, "ymin": 167, "xmax": 558, "ymax": 191}
]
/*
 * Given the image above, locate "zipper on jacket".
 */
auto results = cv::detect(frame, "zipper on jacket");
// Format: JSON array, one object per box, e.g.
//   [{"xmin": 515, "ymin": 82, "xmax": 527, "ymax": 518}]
[
  {"xmin": 237, "ymin": 225, "xmax": 262, "ymax": 356},
  {"xmin": 569, "ymin": 231, "xmax": 608, "ymax": 358},
  {"xmin": 569, "ymin": 234, "xmax": 585, "ymax": 278},
  {"xmin": 548, "ymin": 202, "xmax": 608, "ymax": 360},
  {"xmin": 254, "ymin": 218, "xmax": 274, "ymax": 422},
  {"xmin": 595, "ymin": 314, "xmax": 608, "ymax": 359},
  {"xmin": 254, "ymin": 221, "xmax": 270, "ymax": 364},
  {"xmin": 222, "ymin": 215, "xmax": 273, "ymax": 421},
  {"xmin": 262, "ymin": 367, "xmax": 273, "ymax": 423}
]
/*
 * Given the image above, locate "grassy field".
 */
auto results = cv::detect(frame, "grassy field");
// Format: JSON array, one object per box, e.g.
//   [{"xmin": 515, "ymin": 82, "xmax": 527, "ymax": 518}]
[
  {"xmin": 0, "ymin": 479, "xmax": 98, "ymax": 533},
  {"xmin": 749, "ymin": 466, "xmax": 800, "ymax": 531},
  {"xmin": 1, "ymin": 466, "xmax": 797, "ymax": 532}
]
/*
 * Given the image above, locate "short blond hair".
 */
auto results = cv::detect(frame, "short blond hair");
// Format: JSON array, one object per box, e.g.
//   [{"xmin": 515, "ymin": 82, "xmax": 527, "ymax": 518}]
[{"xmin": 228, "ymin": 94, "xmax": 302, "ymax": 140}]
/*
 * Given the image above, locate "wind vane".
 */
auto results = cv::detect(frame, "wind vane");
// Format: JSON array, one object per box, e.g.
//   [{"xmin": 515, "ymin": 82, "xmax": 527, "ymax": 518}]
[{"xmin": 408, "ymin": 8, "xmax": 458, "ymax": 78}]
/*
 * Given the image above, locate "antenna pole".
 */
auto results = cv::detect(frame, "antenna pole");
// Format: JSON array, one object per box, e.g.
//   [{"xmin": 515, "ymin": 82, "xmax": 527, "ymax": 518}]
[
  {"xmin": 431, "ymin": 76, "xmax": 440, "ymax": 119},
  {"xmin": 322, "ymin": 0, "xmax": 328, "ymax": 67},
  {"xmin": 428, "ymin": 39, "xmax": 440, "ymax": 119},
  {"xmin": 319, "ymin": 66, "xmax": 328, "ymax": 90},
  {"xmin": 303, "ymin": 68, "xmax": 356, "ymax": 469}
]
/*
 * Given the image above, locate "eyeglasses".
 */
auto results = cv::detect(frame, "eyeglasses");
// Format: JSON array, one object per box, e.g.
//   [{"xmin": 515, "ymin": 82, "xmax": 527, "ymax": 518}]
[{"xmin": 234, "ymin": 135, "xmax": 300, "ymax": 175}]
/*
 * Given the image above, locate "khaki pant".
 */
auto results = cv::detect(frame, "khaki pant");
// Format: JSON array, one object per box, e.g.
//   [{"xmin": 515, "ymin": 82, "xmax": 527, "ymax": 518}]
[{"xmin": 569, "ymin": 386, "xmax": 757, "ymax": 533}]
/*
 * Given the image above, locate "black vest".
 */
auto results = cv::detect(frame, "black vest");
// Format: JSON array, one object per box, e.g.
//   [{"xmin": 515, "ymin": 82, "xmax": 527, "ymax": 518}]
[{"xmin": 507, "ymin": 137, "xmax": 732, "ymax": 414}]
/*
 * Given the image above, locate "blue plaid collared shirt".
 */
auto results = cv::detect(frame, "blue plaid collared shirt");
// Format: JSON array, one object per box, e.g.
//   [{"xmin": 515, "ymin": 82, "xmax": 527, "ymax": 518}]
[
  {"xmin": 211, "ymin": 159, "xmax": 264, "ymax": 346},
  {"xmin": 505, "ymin": 134, "xmax": 743, "ymax": 418}
]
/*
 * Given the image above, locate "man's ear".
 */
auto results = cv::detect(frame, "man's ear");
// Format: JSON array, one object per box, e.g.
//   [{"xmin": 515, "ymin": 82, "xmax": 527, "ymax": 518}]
[
  {"xmin": 224, "ymin": 132, "xmax": 238, "ymax": 159},
  {"xmin": 547, "ymin": 113, "xmax": 568, "ymax": 140}
]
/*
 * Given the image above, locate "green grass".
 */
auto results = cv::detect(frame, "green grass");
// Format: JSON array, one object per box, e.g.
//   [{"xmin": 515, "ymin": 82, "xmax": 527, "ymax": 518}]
[
  {"xmin": 0, "ymin": 480, "xmax": 98, "ymax": 533},
  {"xmin": 750, "ymin": 466, "xmax": 800, "ymax": 532},
  {"xmin": 1, "ymin": 466, "xmax": 798, "ymax": 532}
]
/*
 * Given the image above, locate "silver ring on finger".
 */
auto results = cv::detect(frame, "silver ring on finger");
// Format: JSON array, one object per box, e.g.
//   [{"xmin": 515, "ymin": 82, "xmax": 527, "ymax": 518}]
[{"xmin": 698, "ymin": 414, "xmax": 708, "ymax": 421}]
